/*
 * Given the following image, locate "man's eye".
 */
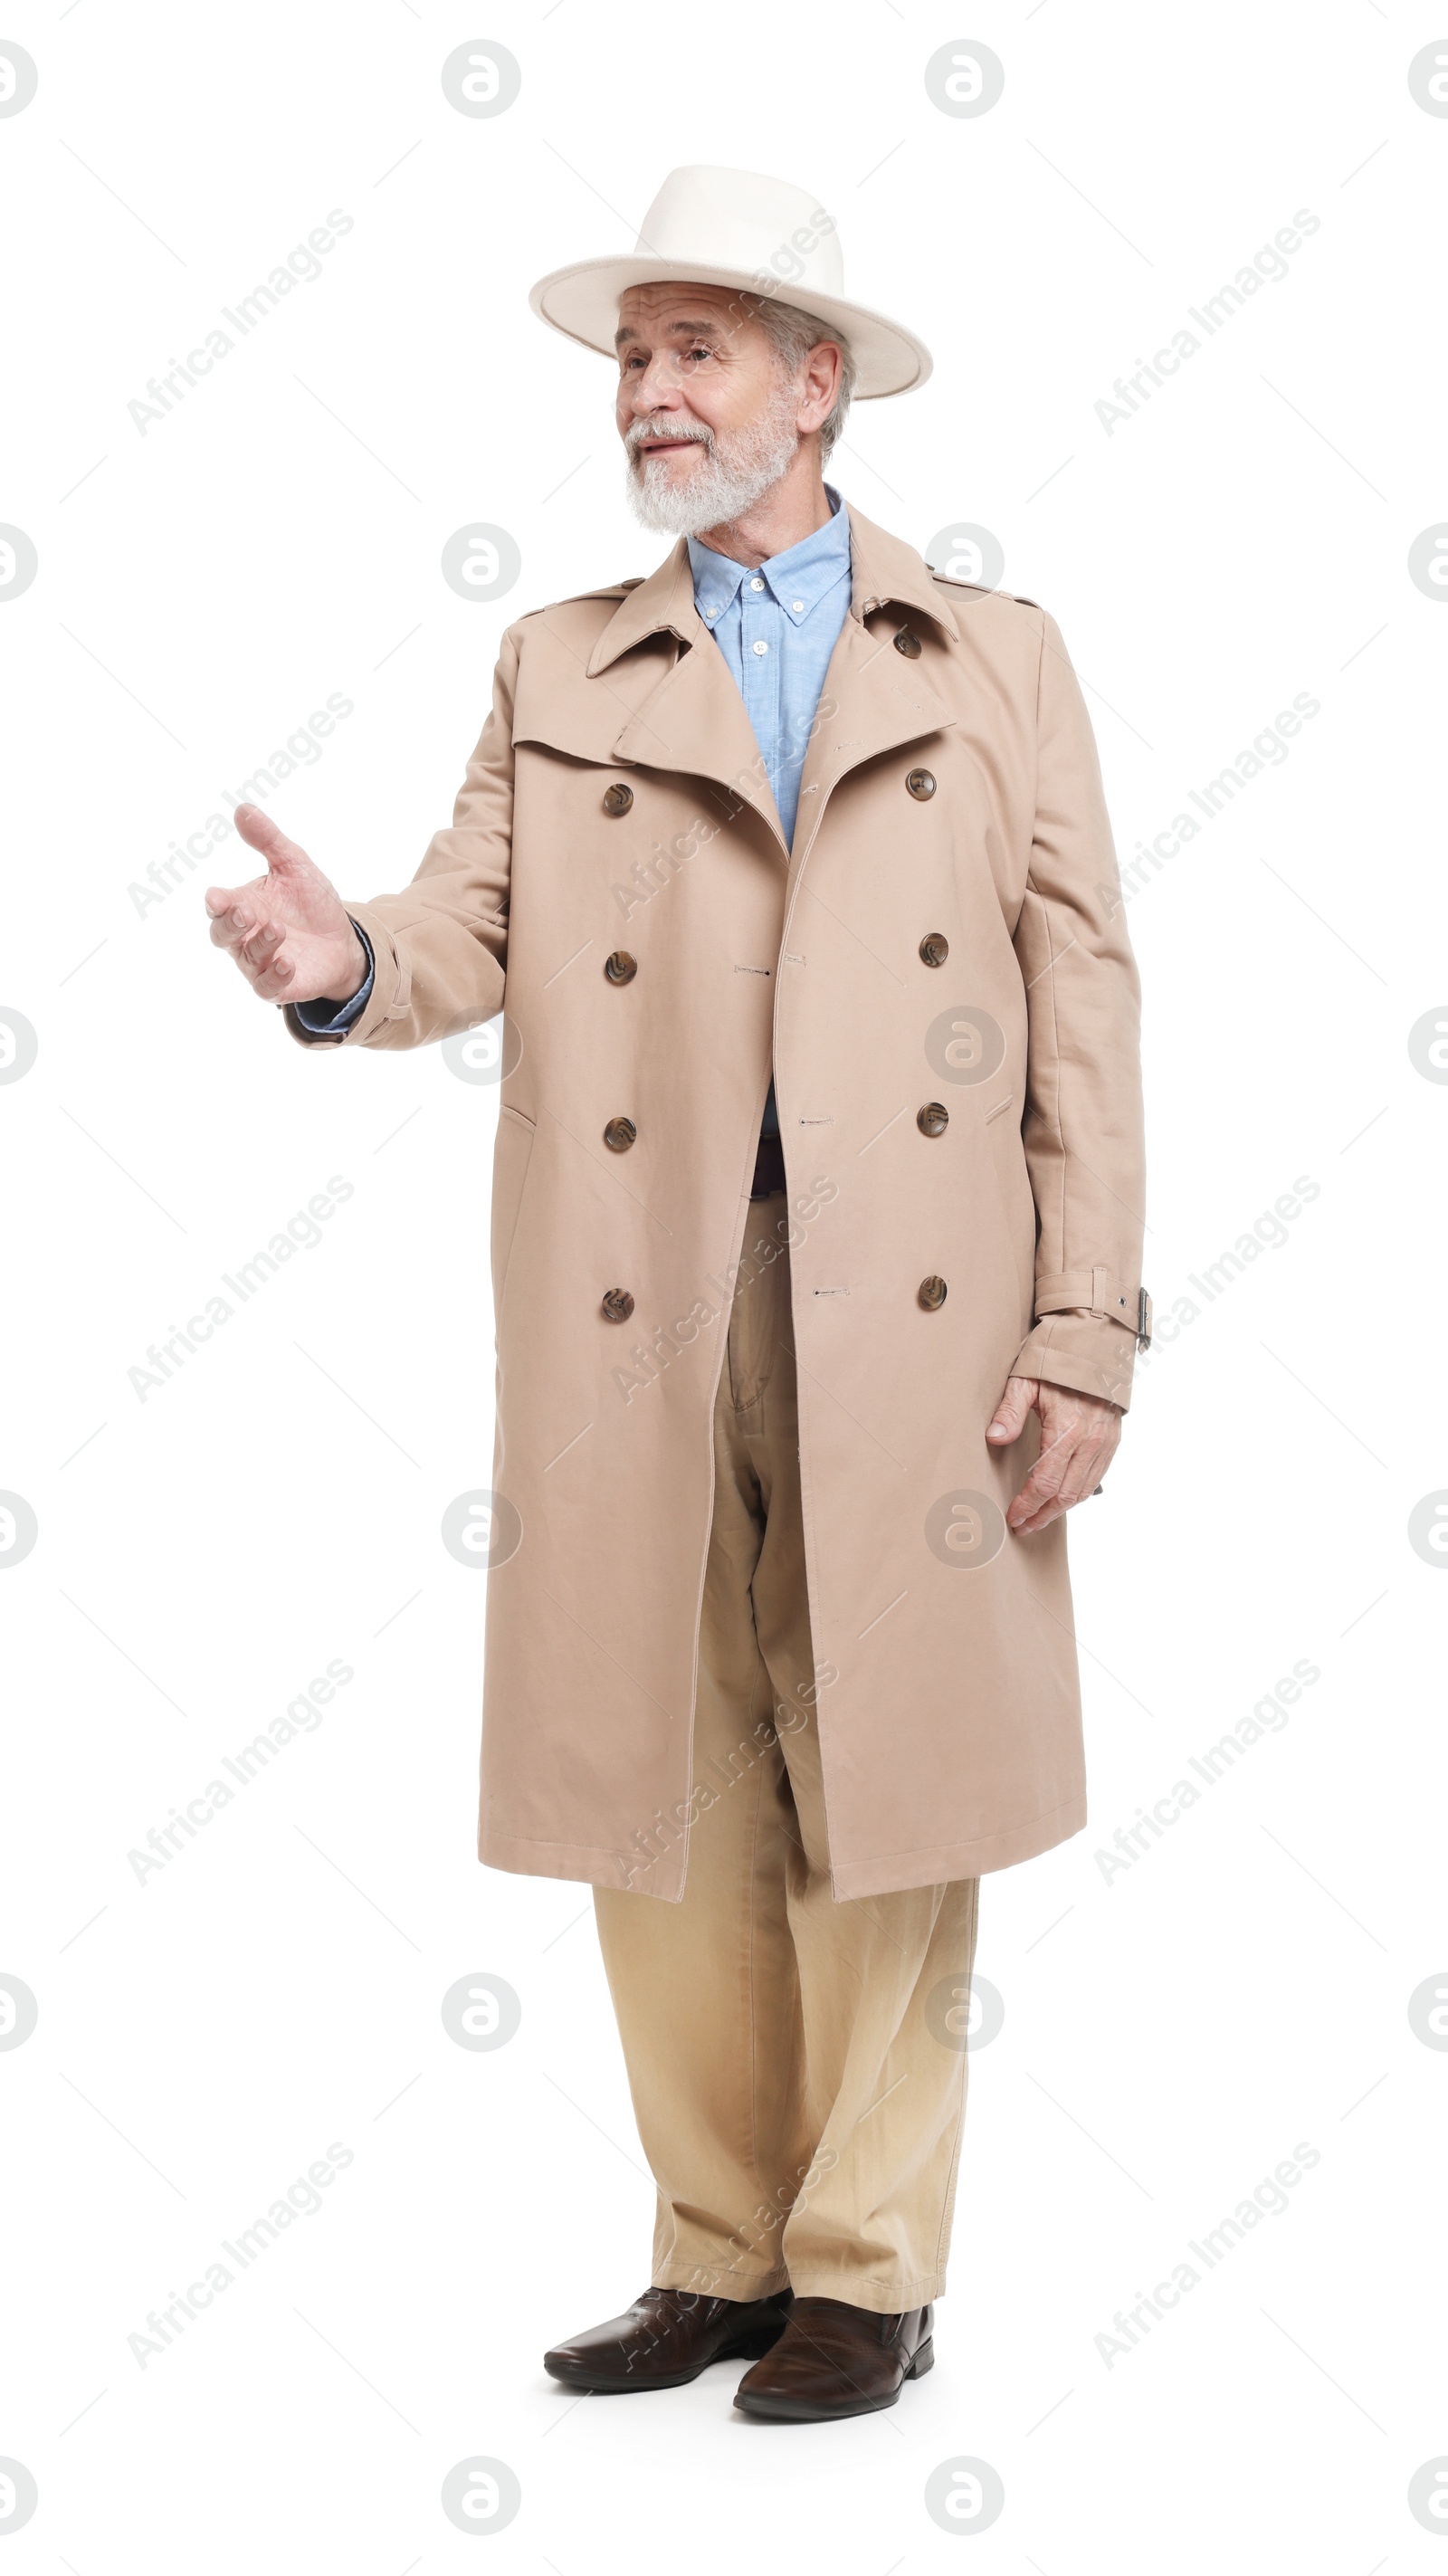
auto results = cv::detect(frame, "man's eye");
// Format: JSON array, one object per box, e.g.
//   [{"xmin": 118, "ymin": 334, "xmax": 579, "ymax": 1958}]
[{"xmin": 620, "ymin": 344, "xmax": 711, "ymax": 369}]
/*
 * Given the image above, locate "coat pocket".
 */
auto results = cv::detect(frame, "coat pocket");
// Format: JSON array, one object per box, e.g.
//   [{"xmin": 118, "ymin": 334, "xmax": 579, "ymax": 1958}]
[{"xmin": 491, "ymin": 1104, "xmax": 537, "ymax": 1316}]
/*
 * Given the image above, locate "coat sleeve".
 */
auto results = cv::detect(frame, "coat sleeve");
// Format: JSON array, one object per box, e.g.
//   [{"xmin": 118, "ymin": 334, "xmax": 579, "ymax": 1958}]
[
  {"xmin": 1008, "ymin": 608, "xmax": 1149, "ymax": 1411},
  {"xmin": 282, "ymin": 624, "xmax": 519, "ymax": 1054}
]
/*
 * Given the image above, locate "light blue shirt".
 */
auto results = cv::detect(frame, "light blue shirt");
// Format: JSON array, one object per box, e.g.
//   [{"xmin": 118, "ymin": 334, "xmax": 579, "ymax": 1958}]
[
  {"xmin": 686, "ymin": 482, "xmax": 852, "ymax": 1140},
  {"xmin": 295, "ymin": 485, "xmax": 856, "ymax": 1158},
  {"xmin": 685, "ymin": 478, "xmax": 852, "ymax": 854}
]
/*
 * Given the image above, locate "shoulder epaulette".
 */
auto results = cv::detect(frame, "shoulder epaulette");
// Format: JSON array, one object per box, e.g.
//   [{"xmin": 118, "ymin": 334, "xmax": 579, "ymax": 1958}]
[
  {"xmin": 536, "ymin": 577, "xmax": 645, "ymax": 612},
  {"xmin": 927, "ymin": 570, "xmax": 1042, "ymax": 610}
]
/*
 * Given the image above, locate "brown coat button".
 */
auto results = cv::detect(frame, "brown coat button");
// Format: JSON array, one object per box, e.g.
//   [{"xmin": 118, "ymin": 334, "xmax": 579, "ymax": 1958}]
[
  {"xmin": 918, "ymin": 1274, "xmax": 948, "ymax": 1310},
  {"xmin": 906, "ymin": 768, "xmax": 936, "ymax": 800},
  {"xmin": 604, "ymin": 1116, "xmax": 637, "ymax": 1151},
  {"xmin": 917, "ymin": 1102, "xmax": 949, "ymax": 1137},
  {"xmin": 893, "ymin": 629, "xmax": 922, "ymax": 658},
  {"xmin": 604, "ymin": 950, "xmax": 637, "ymax": 984},
  {"xmin": 602, "ymin": 1289, "xmax": 634, "ymax": 1322},
  {"xmin": 919, "ymin": 932, "xmax": 948, "ymax": 968},
  {"xmin": 602, "ymin": 782, "xmax": 634, "ymax": 816}
]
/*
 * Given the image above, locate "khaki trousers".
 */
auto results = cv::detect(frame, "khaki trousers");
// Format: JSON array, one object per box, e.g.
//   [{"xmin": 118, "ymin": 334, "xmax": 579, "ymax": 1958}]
[{"xmin": 594, "ymin": 1196, "xmax": 981, "ymax": 2314}]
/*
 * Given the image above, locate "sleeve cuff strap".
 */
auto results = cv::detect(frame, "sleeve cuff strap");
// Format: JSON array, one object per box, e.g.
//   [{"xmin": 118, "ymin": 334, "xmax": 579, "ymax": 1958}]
[{"xmin": 1036, "ymin": 1271, "xmax": 1153, "ymax": 1350}]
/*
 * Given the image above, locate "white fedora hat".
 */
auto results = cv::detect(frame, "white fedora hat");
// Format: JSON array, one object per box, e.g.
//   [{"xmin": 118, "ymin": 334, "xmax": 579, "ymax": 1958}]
[{"xmin": 529, "ymin": 163, "xmax": 932, "ymax": 400}]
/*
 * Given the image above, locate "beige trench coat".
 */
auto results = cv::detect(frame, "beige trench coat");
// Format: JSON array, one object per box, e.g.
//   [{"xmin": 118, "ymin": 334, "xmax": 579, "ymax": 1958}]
[{"xmin": 286, "ymin": 503, "xmax": 1148, "ymax": 1901}]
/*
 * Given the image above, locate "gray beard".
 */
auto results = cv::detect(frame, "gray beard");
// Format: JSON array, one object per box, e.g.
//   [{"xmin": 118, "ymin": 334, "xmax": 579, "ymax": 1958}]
[{"xmin": 624, "ymin": 385, "xmax": 802, "ymax": 539}]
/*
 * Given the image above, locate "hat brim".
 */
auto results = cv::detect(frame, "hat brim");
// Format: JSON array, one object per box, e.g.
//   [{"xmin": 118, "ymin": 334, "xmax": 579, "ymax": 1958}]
[{"xmin": 529, "ymin": 256, "xmax": 932, "ymax": 399}]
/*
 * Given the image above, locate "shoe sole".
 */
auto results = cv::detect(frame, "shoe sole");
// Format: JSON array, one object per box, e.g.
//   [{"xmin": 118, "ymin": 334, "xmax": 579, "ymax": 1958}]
[
  {"xmin": 545, "ymin": 2328, "xmax": 787, "ymax": 2394},
  {"xmin": 733, "ymin": 2336, "xmax": 934, "ymax": 2422}
]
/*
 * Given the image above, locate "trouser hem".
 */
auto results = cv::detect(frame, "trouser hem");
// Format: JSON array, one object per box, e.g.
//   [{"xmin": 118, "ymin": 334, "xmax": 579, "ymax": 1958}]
[
  {"xmin": 651, "ymin": 2260, "xmax": 791, "ymax": 2300},
  {"xmin": 780, "ymin": 2266, "xmax": 948, "ymax": 2312}
]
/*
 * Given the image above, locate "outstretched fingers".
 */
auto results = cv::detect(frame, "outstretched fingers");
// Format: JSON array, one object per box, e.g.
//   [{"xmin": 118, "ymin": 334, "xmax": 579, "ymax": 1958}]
[
  {"xmin": 246, "ymin": 942, "xmax": 298, "ymax": 1000},
  {"xmin": 205, "ymin": 880, "xmax": 269, "ymax": 950},
  {"xmin": 204, "ymin": 892, "xmax": 294, "ymax": 993}
]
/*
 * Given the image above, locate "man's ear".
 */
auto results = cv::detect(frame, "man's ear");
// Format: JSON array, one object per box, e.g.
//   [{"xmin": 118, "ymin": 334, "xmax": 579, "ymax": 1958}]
[{"xmin": 798, "ymin": 340, "xmax": 843, "ymax": 431}]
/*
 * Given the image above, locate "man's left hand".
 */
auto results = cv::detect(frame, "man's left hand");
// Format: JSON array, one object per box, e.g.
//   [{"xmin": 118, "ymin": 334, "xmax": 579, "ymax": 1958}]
[{"xmin": 986, "ymin": 1376, "xmax": 1123, "ymax": 1535}]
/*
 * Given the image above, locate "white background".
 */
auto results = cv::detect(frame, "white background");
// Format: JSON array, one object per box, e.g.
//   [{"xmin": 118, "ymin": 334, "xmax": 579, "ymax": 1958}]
[{"xmin": 2, "ymin": 1, "xmax": 1444, "ymax": 2567}]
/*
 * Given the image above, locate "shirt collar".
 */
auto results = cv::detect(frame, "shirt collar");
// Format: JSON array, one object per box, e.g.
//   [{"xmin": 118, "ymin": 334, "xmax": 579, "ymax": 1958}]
[
  {"xmin": 688, "ymin": 482, "xmax": 852, "ymax": 629},
  {"xmin": 584, "ymin": 498, "xmax": 960, "ymax": 677}
]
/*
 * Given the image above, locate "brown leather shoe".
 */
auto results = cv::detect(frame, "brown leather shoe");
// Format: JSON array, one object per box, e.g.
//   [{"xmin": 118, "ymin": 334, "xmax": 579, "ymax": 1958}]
[
  {"xmin": 544, "ymin": 2285, "xmax": 794, "ymax": 2393},
  {"xmin": 732, "ymin": 2296, "xmax": 934, "ymax": 2421}
]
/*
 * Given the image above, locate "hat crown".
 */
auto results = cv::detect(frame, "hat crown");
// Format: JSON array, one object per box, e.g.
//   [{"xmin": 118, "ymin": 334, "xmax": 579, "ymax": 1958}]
[
  {"xmin": 634, "ymin": 165, "xmax": 845, "ymax": 308},
  {"xmin": 528, "ymin": 163, "xmax": 930, "ymax": 398}
]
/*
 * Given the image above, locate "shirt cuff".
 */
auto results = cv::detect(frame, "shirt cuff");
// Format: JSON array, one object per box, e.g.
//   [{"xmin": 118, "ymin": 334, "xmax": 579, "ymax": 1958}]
[{"xmin": 291, "ymin": 921, "xmax": 375, "ymax": 1033}]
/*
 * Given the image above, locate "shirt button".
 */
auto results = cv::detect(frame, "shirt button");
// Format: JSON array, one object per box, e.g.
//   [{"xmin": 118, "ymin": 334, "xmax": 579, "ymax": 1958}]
[
  {"xmin": 792, "ymin": 600, "xmax": 805, "ymax": 612},
  {"xmin": 919, "ymin": 932, "xmax": 949, "ymax": 968},
  {"xmin": 749, "ymin": 576, "xmax": 765, "ymax": 591},
  {"xmin": 918, "ymin": 1275, "xmax": 948, "ymax": 1311},
  {"xmin": 602, "ymin": 1289, "xmax": 635, "ymax": 1322},
  {"xmin": 918, "ymin": 1102, "xmax": 949, "ymax": 1137},
  {"xmin": 602, "ymin": 782, "xmax": 634, "ymax": 816},
  {"xmin": 604, "ymin": 1116, "xmax": 637, "ymax": 1152},
  {"xmin": 751, "ymin": 638, "xmax": 769, "ymax": 656},
  {"xmin": 604, "ymin": 950, "xmax": 638, "ymax": 985}
]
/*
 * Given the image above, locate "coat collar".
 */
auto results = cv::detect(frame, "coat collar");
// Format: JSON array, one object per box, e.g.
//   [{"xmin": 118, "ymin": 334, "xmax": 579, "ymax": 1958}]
[
  {"xmin": 843, "ymin": 501, "xmax": 961, "ymax": 644},
  {"xmin": 585, "ymin": 499, "xmax": 959, "ymax": 677},
  {"xmin": 575, "ymin": 501, "xmax": 957, "ymax": 869}
]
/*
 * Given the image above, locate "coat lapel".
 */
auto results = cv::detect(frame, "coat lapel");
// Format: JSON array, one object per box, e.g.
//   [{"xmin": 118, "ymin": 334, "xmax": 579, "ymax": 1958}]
[
  {"xmin": 786, "ymin": 616, "xmax": 950, "ymax": 894},
  {"xmin": 575, "ymin": 503, "xmax": 961, "ymax": 877},
  {"xmin": 594, "ymin": 544, "xmax": 790, "ymax": 856}
]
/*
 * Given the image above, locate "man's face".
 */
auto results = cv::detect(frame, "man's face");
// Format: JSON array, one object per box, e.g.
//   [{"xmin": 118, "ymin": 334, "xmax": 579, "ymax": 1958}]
[
  {"xmin": 615, "ymin": 283, "xmax": 779, "ymax": 474},
  {"xmin": 614, "ymin": 282, "xmax": 824, "ymax": 538}
]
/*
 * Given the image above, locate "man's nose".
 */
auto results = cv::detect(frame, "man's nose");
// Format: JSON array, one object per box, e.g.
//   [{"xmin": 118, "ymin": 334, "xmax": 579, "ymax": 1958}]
[{"xmin": 624, "ymin": 351, "xmax": 688, "ymax": 415}]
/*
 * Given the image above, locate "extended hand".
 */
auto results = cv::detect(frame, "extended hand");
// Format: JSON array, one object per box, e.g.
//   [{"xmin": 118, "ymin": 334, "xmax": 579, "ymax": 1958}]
[
  {"xmin": 986, "ymin": 1374, "xmax": 1123, "ymax": 1535},
  {"xmin": 205, "ymin": 802, "xmax": 367, "ymax": 1007}
]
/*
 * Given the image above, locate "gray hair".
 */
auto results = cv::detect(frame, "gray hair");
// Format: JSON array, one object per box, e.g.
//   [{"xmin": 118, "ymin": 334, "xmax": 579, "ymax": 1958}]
[{"xmin": 747, "ymin": 294, "xmax": 856, "ymax": 463}]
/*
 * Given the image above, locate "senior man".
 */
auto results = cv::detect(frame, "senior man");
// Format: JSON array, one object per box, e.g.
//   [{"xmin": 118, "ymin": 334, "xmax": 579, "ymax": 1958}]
[{"xmin": 207, "ymin": 165, "xmax": 1148, "ymax": 2423}]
